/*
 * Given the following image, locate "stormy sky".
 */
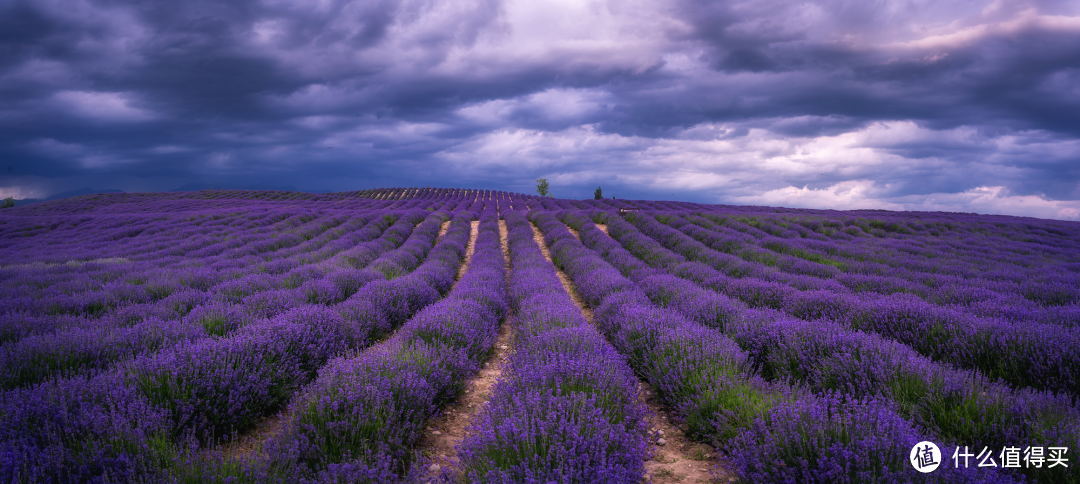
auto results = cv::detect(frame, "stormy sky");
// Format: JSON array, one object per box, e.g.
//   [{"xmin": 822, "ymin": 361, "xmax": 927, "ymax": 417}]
[{"xmin": 2, "ymin": 0, "xmax": 1079, "ymax": 219}]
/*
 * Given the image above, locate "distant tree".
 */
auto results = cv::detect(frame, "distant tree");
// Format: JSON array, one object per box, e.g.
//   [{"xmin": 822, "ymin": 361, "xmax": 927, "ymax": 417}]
[
  {"xmin": 1, "ymin": 197, "xmax": 12, "ymax": 208},
  {"xmin": 594, "ymin": 186, "xmax": 603, "ymax": 199},
  {"xmin": 536, "ymin": 178, "xmax": 553, "ymax": 197}
]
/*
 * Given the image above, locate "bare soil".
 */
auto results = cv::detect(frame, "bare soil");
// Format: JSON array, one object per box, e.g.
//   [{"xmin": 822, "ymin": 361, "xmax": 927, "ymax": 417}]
[
  {"xmin": 536, "ymin": 220, "xmax": 733, "ymax": 484},
  {"xmin": 415, "ymin": 322, "xmax": 512, "ymax": 477},
  {"xmin": 641, "ymin": 382, "xmax": 736, "ymax": 484},
  {"xmin": 454, "ymin": 221, "xmax": 480, "ymax": 285},
  {"xmin": 530, "ymin": 224, "xmax": 593, "ymax": 322},
  {"xmin": 217, "ymin": 220, "xmax": 482, "ymax": 465},
  {"xmin": 414, "ymin": 220, "xmax": 514, "ymax": 480},
  {"xmin": 218, "ymin": 410, "xmax": 291, "ymax": 462}
]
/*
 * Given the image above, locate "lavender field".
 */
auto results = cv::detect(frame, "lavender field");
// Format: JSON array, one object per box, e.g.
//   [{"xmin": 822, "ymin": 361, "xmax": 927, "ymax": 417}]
[{"xmin": 1, "ymin": 187, "xmax": 1078, "ymax": 483}]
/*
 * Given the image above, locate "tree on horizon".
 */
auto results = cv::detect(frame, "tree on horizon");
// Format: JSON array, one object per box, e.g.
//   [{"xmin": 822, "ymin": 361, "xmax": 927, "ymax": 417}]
[{"xmin": 536, "ymin": 178, "xmax": 552, "ymax": 197}]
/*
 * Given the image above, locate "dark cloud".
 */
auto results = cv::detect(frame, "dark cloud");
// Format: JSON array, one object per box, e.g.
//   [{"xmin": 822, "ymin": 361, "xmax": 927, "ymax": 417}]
[{"xmin": 1, "ymin": 0, "xmax": 1079, "ymax": 219}]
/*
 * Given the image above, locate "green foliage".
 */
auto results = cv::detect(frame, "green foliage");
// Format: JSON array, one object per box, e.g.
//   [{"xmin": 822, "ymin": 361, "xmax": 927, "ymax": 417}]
[
  {"xmin": 1, "ymin": 196, "xmax": 13, "ymax": 208},
  {"xmin": 593, "ymin": 186, "xmax": 602, "ymax": 199},
  {"xmin": 536, "ymin": 178, "xmax": 552, "ymax": 197}
]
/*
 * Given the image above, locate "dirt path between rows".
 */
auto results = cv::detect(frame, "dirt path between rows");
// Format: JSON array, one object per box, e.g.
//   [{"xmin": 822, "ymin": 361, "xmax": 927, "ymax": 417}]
[
  {"xmin": 531, "ymin": 225, "xmax": 594, "ymax": 322},
  {"xmin": 453, "ymin": 221, "xmax": 480, "ymax": 285},
  {"xmin": 219, "ymin": 410, "xmax": 289, "ymax": 462},
  {"xmin": 557, "ymin": 221, "xmax": 731, "ymax": 484},
  {"xmin": 415, "ymin": 220, "xmax": 513, "ymax": 480},
  {"xmin": 220, "ymin": 220, "xmax": 480, "ymax": 464},
  {"xmin": 415, "ymin": 323, "xmax": 512, "ymax": 478}
]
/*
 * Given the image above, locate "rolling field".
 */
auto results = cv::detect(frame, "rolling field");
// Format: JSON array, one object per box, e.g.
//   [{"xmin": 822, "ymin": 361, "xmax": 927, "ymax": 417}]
[{"xmin": 1, "ymin": 187, "xmax": 1078, "ymax": 483}]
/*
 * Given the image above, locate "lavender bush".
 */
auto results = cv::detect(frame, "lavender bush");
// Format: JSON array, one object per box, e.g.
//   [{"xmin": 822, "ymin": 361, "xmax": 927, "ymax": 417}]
[
  {"xmin": 1, "ymin": 188, "xmax": 1076, "ymax": 483},
  {"xmin": 457, "ymin": 210, "xmax": 650, "ymax": 483},
  {"xmin": 260, "ymin": 215, "xmax": 506, "ymax": 482}
]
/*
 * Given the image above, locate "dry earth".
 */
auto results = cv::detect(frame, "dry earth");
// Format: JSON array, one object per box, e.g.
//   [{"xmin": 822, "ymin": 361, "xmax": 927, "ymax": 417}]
[
  {"xmin": 218, "ymin": 219, "xmax": 481, "ymax": 465},
  {"xmin": 532, "ymin": 224, "xmax": 594, "ymax": 322},
  {"xmin": 559, "ymin": 221, "xmax": 734, "ymax": 484},
  {"xmin": 218, "ymin": 218, "xmax": 734, "ymax": 483},
  {"xmin": 414, "ymin": 220, "xmax": 514, "ymax": 480},
  {"xmin": 455, "ymin": 221, "xmax": 480, "ymax": 283}
]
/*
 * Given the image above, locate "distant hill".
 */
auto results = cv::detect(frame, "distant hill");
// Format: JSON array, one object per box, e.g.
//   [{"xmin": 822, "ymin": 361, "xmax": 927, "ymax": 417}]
[{"xmin": 9, "ymin": 187, "xmax": 124, "ymax": 206}]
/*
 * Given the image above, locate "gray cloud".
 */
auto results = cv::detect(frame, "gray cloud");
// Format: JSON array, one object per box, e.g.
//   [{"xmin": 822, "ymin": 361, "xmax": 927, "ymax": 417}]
[{"xmin": 1, "ymin": 0, "xmax": 1079, "ymax": 219}]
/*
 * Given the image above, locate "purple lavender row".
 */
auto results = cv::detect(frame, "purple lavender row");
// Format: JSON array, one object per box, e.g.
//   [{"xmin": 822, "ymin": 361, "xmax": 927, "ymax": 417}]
[
  {"xmin": 332, "ymin": 212, "xmax": 473, "ymax": 335},
  {"xmin": 165, "ymin": 211, "xmax": 471, "ymax": 481},
  {"xmin": 676, "ymin": 212, "xmax": 1078, "ymax": 311},
  {"xmin": 673, "ymin": 208, "xmax": 1078, "ymax": 258},
  {"xmin": 0, "ymin": 214, "xmax": 408, "ymax": 387},
  {"xmin": 2, "ymin": 188, "xmax": 537, "ymax": 217},
  {"xmin": 127, "ymin": 213, "xmax": 451, "ymax": 444},
  {"xmin": 0, "ymin": 212, "xmax": 468, "ymax": 482},
  {"xmin": 0, "ymin": 306, "xmax": 360, "ymax": 482},
  {"xmin": 0, "ymin": 209, "xmax": 346, "ymax": 268},
  {"xmin": 607, "ymin": 210, "xmax": 1080, "ymax": 398},
  {"xmin": 0, "ymin": 211, "xmax": 238, "ymax": 269},
  {"xmin": 48, "ymin": 210, "xmax": 367, "ymax": 269},
  {"xmin": 208, "ymin": 213, "xmax": 415, "ymax": 304},
  {"xmin": 663, "ymin": 213, "xmax": 1010, "ymax": 298},
  {"xmin": 456, "ymin": 211, "xmax": 650, "ymax": 483},
  {"xmin": 224, "ymin": 209, "xmax": 443, "ymax": 323},
  {"xmin": 680, "ymin": 211, "xmax": 972, "ymax": 273},
  {"xmin": 648, "ymin": 209, "xmax": 1080, "ymax": 369},
  {"xmin": 657, "ymin": 213, "xmax": 1034, "ymax": 312},
  {"xmin": 656, "ymin": 209, "xmax": 1080, "ymax": 384},
  {"xmin": 530, "ymin": 211, "xmax": 1015, "ymax": 483},
  {"xmin": 667, "ymin": 213, "xmax": 1080, "ymax": 328},
  {"xmin": 0, "ymin": 212, "xmax": 390, "ymax": 335},
  {"xmin": 4, "ymin": 200, "xmax": 1067, "ymax": 324},
  {"xmin": 0, "ymin": 211, "xmax": 363, "ymax": 315},
  {"xmin": 562, "ymin": 211, "xmax": 1079, "ymax": 483},
  {"xmin": 197, "ymin": 215, "xmax": 507, "ymax": 483},
  {"xmin": 169, "ymin": 212, "xmax": 368, "ymax": 270},
  {"xmin": 3, "ymin": 207, "xmax": 417, "ymax": 404}
]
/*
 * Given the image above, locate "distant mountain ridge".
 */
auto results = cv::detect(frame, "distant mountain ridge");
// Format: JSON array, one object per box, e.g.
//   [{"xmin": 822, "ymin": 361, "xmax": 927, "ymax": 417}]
[
  {"xmin": 8, "ymin": 184, "xmax": 340, "ymax": 207},
  {"xmin": 9, "ymin": 187, "xmax": 124, "ymax": 206}
]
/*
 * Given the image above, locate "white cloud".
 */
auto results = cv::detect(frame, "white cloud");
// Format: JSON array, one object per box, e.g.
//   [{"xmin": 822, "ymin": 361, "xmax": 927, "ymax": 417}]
[
  {"xmin": 52, "ymin": 91, "xmax": 157, "ymax": 122},
  {"xmin": 731, "ymin": 180, "xmax": 903, "ymax": 210},
  {"xmin": 420, "ymin": 117, "xmax": 1080, "ymax": 219},
  {"xmin": 456, "ymin": 88, "xmax": 609, "ymax": 125},
  {"xmin": 894, "ymin": 186, "xmax": 1080, "ymax": 220},
  {"xmin": 737, "ymin": 183, "xmax": 1080, "ymax": 220},
  {"xmin": 6, "ymin": 0, "xmax": 1079, "ymax": 222},
  {"xmin": 893, "ymin": 10, "xmax": 1080, "ymax": 51}
]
